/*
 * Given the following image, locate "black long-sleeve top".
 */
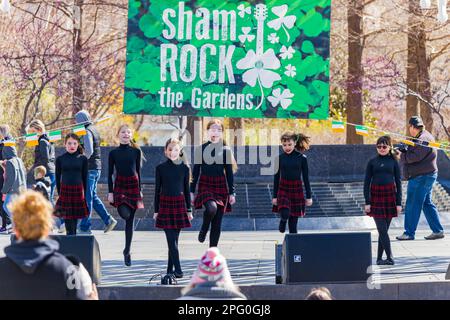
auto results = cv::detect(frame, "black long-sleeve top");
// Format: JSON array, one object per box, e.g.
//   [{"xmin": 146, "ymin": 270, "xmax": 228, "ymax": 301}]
[
  {"xmin": 55, "ymin": 151, "xmax": 88, "ymax": 195},
  {"xmin": 364, "ymin": 155, "xmax": 402, "ymax": 205},
  {"xmin": 108, "ymin": 144, "xmax": 142, "ymax": 193},
  {"xmin": 154, "ymin": 159, "xmax": 191, "ymax": 213},
  {"xmin": 273, "ymin": 150, "xmax": 312, "ymax": 199},
  {"xmin": 190, "ymin": 141, "xmax": 235, "ymax": 195}
]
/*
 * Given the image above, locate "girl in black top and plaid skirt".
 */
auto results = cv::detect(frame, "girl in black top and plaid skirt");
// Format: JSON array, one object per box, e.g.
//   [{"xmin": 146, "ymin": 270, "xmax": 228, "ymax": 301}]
[
  {"xmin": 107, "ymin": 124, "xmax": 144, "ymax": 267},
  {"xmin": 55, "ymin": 134, "xmax": 89, "ymax": 236},
  {"xmin": 272, "ymin": 132, "xmax": 313, "ymax": 234},
  {"xmin": 190, "ymin": 119, "xmax": 237, "ymax": 247},
  {"xmin": 364, "ymin": 136, "xmax": 402, "ymax": 266},
  {"xmin": 154, "ymin": 138, "xmax": 193, "ymax": 278}
]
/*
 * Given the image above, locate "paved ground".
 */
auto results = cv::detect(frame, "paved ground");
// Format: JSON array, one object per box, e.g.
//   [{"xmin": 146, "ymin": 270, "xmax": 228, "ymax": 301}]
[{"xmin": 1, "ymin": 227, "xmax": 448, "ymax": 287}]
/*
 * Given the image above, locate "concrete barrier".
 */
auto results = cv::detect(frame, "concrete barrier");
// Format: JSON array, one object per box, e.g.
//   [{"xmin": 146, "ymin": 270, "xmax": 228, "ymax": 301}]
[{"xmin": 98, "ymin": 281, "xmax": 450, "ymax": 300}]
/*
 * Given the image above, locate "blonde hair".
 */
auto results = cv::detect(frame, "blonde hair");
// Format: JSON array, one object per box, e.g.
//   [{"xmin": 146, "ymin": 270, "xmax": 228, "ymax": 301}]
[
  {"xmin": 27, "ymin": 120, "xmax": 46, "ymax": 134},
  {"xmin": 305, "ymin": 287, "xmax": 333, "ymax": 300},
  {"xmin": 34, "ymin": 166, "xmax": 47, "ymax": 179},
  {"xmin": 9, "ymin": 190, "xmax": 53, "ymax": 241},
  {"xmin": 117, "ymin": 124, "xmax": 146, "ymax": 163}
]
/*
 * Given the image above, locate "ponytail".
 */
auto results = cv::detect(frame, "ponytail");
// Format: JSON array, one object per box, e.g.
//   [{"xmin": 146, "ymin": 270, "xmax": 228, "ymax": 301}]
[
  {"xmin": 295, "ymin": 133, "xmax": 311, "ymax": 152},
  {"xmin": 280, "ymin": 131, "xmax": 311, "ymax": 152}
]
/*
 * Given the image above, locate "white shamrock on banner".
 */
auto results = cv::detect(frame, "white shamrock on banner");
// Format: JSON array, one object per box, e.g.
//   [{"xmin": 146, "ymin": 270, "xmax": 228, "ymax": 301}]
[
  {"xmin": 238, "ymin": 3, "xmax": 251, "ymax": 18},
  {"xmin": 238, "ymin": 27, "xmax": 255, "ymax": 43},
  {"xmin": 268, "ymin": 33, "xmax": 280, "ymax": 44},
  {"xmin": 268, "ymin": 88, "xmax": 294, "ymax": 109},
  {"xmin": 284, "ymin": 64, "xmax": 297, "ymax": 77},
  {"xmin": 236, "ymin": 49, "xmax": 281, "ymax": 110},
  {"xmin": 267, "ymin": 5, "xmax": 297, "ymax": 41},
  {"xmin": 280, "ymin": 45, "xmax": 295, "ymax": 59},
  {"xmin": 237, "ymin": 49, "xmax": 281, "ymax": 88}
]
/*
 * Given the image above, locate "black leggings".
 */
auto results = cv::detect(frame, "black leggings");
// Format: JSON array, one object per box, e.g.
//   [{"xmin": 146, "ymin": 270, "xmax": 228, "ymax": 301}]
[
  {"xmin": 374, "ymin": 217, "xmax": 393, "ymax": 260},
  {"xmin": 201, "ymin": 200, "xmax": 225, "ymax": 247},
  {"xmin": 164, "ymin": 229, "xmax": 182, "ymax": 274},
  {"xmin": 118, "ymin": 205, "xmax": 136, "ymax": 255},
  {"xmin": 280, "ymin": 208, "xmax": 299, "ymax": 234},
  {"xmin": 0, "ymin": 199, "xmax": 11, "ymax": 228},
  {"xmin": 65, "ymin": 219, "xmax": 78, "ymax": 235}
]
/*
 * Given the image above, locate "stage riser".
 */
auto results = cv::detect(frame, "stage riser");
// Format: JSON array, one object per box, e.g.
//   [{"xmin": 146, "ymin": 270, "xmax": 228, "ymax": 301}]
[{"xmin": 98, "ymin": 282, "xmax": 450, "ymax": 300}]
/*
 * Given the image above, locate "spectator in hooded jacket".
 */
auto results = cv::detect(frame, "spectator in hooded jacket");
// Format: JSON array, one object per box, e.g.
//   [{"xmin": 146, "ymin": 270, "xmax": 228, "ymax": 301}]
[{"xmin": 0, "ymin": 190, "xmax": 98, "ymax": 300}]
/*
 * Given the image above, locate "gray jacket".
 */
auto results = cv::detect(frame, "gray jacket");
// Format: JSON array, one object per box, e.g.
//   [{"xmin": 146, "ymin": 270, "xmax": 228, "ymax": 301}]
[
  {"xmin": 400, "ymin": 130, "xmax": 438, "ymax": 180},
  {"xmin": 75, "ymin": 110, "xmax": 94, "ymax": 159},
  {"xmin": 1, "ymin": 146, "xmax": 27, "ymax": 195}
]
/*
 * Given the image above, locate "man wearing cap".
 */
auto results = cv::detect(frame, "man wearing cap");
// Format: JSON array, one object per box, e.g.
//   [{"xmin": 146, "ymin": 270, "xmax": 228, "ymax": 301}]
[{"xmin": 396, "ymin": 116, "xmax": 445, "ymax": 241}]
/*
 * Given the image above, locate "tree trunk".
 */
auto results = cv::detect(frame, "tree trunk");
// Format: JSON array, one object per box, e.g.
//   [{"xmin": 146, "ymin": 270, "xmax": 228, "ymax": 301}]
[
  {"xmin": 228, "ymin": 117, "xmax": 244, "ymax": 146},
  {"xmin": 346, "ymin": 0, "xmax": 364, "ymax": 144},
  {"xmin": 186, "ymin": 116, "xmax": 203, "ymax": 146},
  {"xmin": 72, "ymin": 0, "xmax": 84, "ymax": 114},
  {"xmin": 406, "ymin": 0, "xmax": 420, "ymax": 134},
  {"xmin": 416, "ymin": 26, "xmax": 434, "ymax": 133}
]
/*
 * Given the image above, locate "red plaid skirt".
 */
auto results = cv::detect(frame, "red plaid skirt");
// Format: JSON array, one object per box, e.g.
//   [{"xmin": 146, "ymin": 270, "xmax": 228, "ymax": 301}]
[
  {"xmin": 55, "ymin": 184, "xmax": 89, "ymax": 219},
  {"xmin": 155, "ymin": 194, "xmax": 191, "ymax": 229},
  {"xmin": 272, "ymin": 178, "xmax": 306, "ymax": 217},
  {"xmin": 112, "ymin": 175, "xmax": 144, "ymax": 209},
  {"xmin": 194, "ymin": 175, "xmax": 231, "ymax": 213},
  {"xmin": 368, "ymin": 183, "xmax": 398, "ymax": 218}
]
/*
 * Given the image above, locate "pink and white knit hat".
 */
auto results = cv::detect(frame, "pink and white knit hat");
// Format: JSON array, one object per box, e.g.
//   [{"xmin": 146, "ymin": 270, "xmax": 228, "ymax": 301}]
[{"xmin": 189, "ymin": 247, "xmax": 232, "ymax": 285}]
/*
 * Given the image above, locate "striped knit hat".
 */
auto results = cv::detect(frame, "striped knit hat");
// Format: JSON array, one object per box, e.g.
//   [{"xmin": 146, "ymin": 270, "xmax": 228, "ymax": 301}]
[{"xmin": 189, "ymin": 247, "xmax": 232, "ymax": 285}]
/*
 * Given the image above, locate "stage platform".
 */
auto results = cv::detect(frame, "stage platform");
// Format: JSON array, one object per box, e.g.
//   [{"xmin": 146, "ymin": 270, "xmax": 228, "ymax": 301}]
[{"xmin": 1, "ymin": 226, "xmax": 449, "ymax": 300}]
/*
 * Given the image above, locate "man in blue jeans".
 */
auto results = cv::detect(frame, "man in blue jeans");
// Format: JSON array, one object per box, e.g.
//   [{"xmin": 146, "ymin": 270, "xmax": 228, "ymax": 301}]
[
  {"xmin": 75, "ymin": 110, "xmax": 117, "ymax": 234},
  {"xmin": 396, "ymin": 116, "xmax": 445, "ymax": 241}
]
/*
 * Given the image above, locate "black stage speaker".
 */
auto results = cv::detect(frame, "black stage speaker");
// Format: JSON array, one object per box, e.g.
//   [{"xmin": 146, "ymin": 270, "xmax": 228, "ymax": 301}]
[
  {"xmin": 10, "ymin": 235, "xmax": 102, "ymax": 284},
  {"xmin": 281, "ymin": 232, "xmax": 372, "ymax": 284},
  {"xmin": 50, "ymin": 235, "xmax": 102, "ymax": 285},
  {"xmin": 275, "ymin": 243, "xmax": 282, "ymax": 284}
]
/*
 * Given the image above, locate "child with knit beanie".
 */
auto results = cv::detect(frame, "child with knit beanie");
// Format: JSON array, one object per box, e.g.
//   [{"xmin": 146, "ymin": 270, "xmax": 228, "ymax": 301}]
[{"xmin": 178, "ymin": 247, "xmax": 247, "ymax": 300}]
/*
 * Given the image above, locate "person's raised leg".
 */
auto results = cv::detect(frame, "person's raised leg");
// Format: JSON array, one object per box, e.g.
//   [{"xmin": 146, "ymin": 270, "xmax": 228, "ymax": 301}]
[{"xmin": 198, "ymin": 200, "xmax": 217, "ymax": 243}]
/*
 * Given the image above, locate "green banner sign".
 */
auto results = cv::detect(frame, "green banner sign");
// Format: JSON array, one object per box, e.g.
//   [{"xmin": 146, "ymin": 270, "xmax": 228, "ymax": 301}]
[{"xmin": 123, "ymin": 0, "xmax": 331, "ymax": 119}]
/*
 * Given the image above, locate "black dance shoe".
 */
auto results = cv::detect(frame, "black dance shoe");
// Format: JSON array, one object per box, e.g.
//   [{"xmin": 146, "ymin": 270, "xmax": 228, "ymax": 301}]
[
  {"xmin": 124, "ymin": 252, "xmax": 131, "ymax": 267},
  {"xmin": 198, "ymin": 229, "xmax": 208, "ymax": 243},
  {"xmin": 174, "ymin": 272, "xmax": 184, "ymax": 279}
]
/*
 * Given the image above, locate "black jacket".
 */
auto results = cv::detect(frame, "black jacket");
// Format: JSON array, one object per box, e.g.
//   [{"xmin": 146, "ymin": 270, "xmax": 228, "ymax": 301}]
[
  {"xmin": 400, "ymin": 130, "xmax": 438, "ymax": 180},
  {"xmin": 0, "ymin": 239, "xmax": 85, "ymax": 300},
  {"xmin": 0, "ymin": 135, "xmax": 12, "ymax": 193},
  {"xmin": 34, "ymin": 134, "xmax": 56, "ymax": 174}
]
